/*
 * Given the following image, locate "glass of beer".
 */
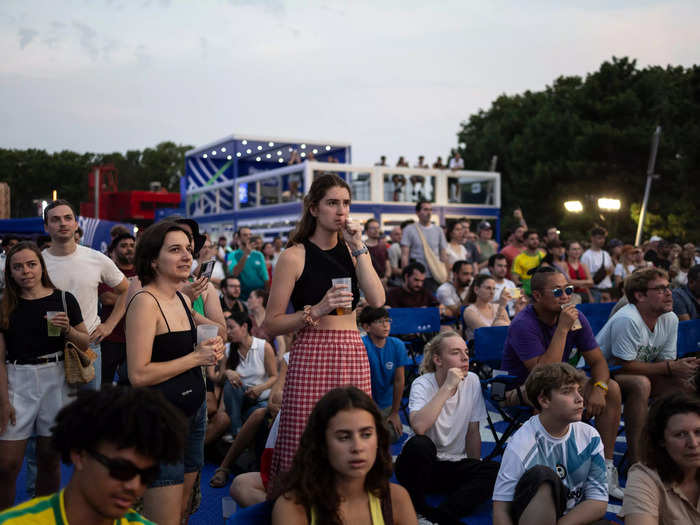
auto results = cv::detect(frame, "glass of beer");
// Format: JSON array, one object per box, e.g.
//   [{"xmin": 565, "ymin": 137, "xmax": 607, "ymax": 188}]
[
  {"xmin": 47, "ymin": 311, "xmax": 62, "ymax": 337},
  {"xmin": 561, "ymin": 303, "xmax": 582, "ymax": 331},
  {"xmin": 331, "ymin": 277, "xmax": 352, "ymax": 315}
]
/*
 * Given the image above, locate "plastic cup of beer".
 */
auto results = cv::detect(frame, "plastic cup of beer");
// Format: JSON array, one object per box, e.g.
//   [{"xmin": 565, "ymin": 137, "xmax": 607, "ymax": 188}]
[
  {"xmin": 331, "ymin": 277, "xmax": 352, "ymax": 315},
  {"xmin": 507, "ymin": 287, "xmax": 521, "ymax": 299},
  {"xmin": 197, "ymin": 324, "xmax": 219, "ymax": 344},
  {"xmin": 47, "ymin": 311, "xmax": 62, "ymax": 337}
]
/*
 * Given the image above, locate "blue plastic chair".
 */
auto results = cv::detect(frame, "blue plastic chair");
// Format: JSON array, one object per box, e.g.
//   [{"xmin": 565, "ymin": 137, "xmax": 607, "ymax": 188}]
[
  {"xmin": 576, "ymin": 302, "xmax": 615, "ymax": 334},
  {"xmin": 677, "ymin": 319, "xmax": 700, "ymax": 358}
]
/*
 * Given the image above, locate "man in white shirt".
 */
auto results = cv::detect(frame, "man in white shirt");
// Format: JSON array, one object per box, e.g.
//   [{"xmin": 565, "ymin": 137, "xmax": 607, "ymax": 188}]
[
  {"xmin": 436, "ymin": 260, "xmax": 473, "ymax": 317},
  {"xmin": 400, "ymin": 201, "xmax": 448, "ymax": 295},
  {"xmin": 448, "ymin": 152, "xmax": 464, "ymax": 171},
  {"xmin": 42, "ymin": 200, "xmax": 129, "ymax": 390},
  {"xmin": 488, "ymin": 253, "xmax": 516, "ymax": 302},
  {"xmin": 581, "ymin": 227, "xmax": 614, "ymax": 303},
  {"xmin": 493, "ymin": 363, "xmax": 608, "ymax": 525},
  {"xmin": 395, "ymin": 332, "xmax": 498, "ymax": 523},
  {"xmin": 597, "ymin": 267, "xmax": 699, "ymax": 465}
]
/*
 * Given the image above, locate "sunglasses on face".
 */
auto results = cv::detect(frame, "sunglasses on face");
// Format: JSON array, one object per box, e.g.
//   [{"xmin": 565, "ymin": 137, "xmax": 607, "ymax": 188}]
[
  {"xmin": 551, "ymin": 285, "xmax": 575, "ymax": 298},
  {"xmin": 88, "ymin": 450, "xmax": 160, "ymax": 485}
]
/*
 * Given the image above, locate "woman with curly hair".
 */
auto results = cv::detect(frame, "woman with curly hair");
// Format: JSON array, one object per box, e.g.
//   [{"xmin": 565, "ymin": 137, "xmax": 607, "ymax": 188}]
[{"xmin": 272, "ymin": 386, "xmax": 416, "ymax": 525}]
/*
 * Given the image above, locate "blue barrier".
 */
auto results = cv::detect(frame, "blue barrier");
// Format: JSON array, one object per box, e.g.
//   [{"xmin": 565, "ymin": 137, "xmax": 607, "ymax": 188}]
[{"xmin": 388, "ymin": 307, "xmax": 441, "ymax": 335}]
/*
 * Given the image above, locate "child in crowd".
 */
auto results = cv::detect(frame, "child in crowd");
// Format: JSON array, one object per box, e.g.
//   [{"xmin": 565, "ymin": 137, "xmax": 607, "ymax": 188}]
[
  {"xmin": 395, "ymin": 331, "xmax": 499, "ymax": 524},
  {"xmin": 492, "ymin": 363, "xmax": 609, "ymax": 525},
  {"xmin": 359, "ymin": 306, "xmax": 411, "ymax": 443}
]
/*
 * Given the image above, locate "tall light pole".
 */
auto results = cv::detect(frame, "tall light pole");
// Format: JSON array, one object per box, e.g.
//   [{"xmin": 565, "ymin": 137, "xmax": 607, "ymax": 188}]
[{"xmin": 635, "ymin": 126, "xmax": 661, "ymax": 247}]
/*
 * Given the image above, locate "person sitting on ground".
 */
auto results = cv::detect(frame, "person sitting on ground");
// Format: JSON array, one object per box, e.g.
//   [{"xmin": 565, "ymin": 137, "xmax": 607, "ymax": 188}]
[
  {"xmin": 511, "ymin": 230, "xmax": 544, "ymax": 295},
  {"xmin": 462, "ymin": 274, "xmax": 511, "ymax": 341},
  {"xmin": 247, "ymin": 288, "xmax": 286, "ymax": 356},
  {"xmin": 395, "ymin": 332, "xmax": 499, "ymax": 524},
  {"xmin": 619, "ymin": 392, "xmax": 700, "ymax": 524},
  {"xmin": 672, "ymin": 263, "xmax": 699, "ymax": 320},
  {"xmin": 0, "ymin": 386, "xmax": 186, "ymax": 525},
  {"xmin": 492, "ymin": 363, "xmax": 609, "ymax": 525},
  {"xmin": 501, "ymin": 266, "xmax": 624, "ymax": 498},
  {"xmin": 386, "ymin": 262, "xmax": 440, "ymax": 310},
  {"xmin": 436, "ymin": 260, "xmax": 473, "ymax": 318},
  {"xmin": 221, "ymin": 311, "xmax": 278, "ymax": 441},
  {"xmin": 359, "ymin": 307, "xmax": 411, "ymax": 443},
  {"xmin": 596, "ymin": 267, "xmax": 699, "ymax": 467},
  {"xmin": 272, "ymin": 386, "xmax": 417, "ymax": 525}
]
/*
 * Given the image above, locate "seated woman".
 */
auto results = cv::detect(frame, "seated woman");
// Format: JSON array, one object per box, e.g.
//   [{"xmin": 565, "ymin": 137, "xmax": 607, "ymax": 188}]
[
  {"xmin": 462, "ymin": 274, "xmax": 511, "ymax": 341},
  {"xmin": 221, "ymin": 311, "xmax": 277, "ymax": 440},
  {"xmin": 272, "ymin": 386, "xmax": 417, "ymax": 525},
  {"xmin": 620, "ymin": 392, "xmax": 700, "ymax": 524}
]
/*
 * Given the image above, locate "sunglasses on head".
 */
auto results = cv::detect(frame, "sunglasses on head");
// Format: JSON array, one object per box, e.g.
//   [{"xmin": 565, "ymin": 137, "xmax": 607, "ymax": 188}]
[
  {"xmin": 551, "ymin": 285, "xmax": 575, "ymax": 298},
  {"xmin": 88, "ymin": 450, "xmax": 160, "ymax": 485}
]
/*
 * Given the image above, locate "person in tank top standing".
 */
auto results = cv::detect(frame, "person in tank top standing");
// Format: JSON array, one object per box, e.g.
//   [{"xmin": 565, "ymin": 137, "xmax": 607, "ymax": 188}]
[{"xmin": 263, "ymin": 174, "xmax": 385, "ymax": 494}]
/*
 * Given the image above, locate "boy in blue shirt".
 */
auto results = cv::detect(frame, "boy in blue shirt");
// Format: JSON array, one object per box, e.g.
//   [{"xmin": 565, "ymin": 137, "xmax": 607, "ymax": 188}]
[{"xmin": 360, "ymin": 306, "xmax": 411, "ymax": 442}]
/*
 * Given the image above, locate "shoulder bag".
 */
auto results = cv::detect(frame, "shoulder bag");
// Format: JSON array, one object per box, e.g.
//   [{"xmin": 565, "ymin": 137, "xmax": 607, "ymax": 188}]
[{"xmin": 61, "ymin": 290, "xmax": 97, "ymax": 385}]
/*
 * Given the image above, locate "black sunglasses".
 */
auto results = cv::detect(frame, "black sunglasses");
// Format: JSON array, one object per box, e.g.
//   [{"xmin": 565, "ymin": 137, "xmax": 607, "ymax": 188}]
[{"xmin": 88, "ymin": 450, "xmax": 160, "ymax": 485}]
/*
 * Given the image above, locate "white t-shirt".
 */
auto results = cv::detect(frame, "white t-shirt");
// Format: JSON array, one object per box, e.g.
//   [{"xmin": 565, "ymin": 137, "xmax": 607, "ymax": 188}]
[
  {"xmin": 613, "ymin": 262, "xmax": 636, "ymax": 280},
  {"xmin": 493, "ymin": 278, "xmax": 516, "ymax": 302},
  {"xmin": 596, "ymin": 303, "xmax": 678, "ymax": 363},
  {"xmin": 493, "ymin": 416, "xmax": 608, "ymax": 511},
  {"xmin": 449, "ymin": 157, "xmax": 464, "ymax": 170},
  {"xmin": 445, "ymin": 243, "xmax": 468, "ymax": 268},
  {"xmin": 581, "ymin": 248, "xmax": 613, "ymax": 289},
  {"xmin": 235, "ymin": 337, "xmax": 271, "ymax": 400},
  {"xmin": 436, "ymin": 282, "xmax": 468, "ymax": 308},
  {"xmin": 43, "ymin": 245, "xmax": 125, "ymax": 334},
  {"xmin": 408, "ymin": 371, "xmax": 486, "ymax": 461},
  {"xmin": 400, "ymin": 223, "xmax": 447, "ymax": 279}
]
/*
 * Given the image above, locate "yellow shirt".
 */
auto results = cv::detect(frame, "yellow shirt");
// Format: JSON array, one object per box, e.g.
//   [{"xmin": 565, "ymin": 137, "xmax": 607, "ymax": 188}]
[
  {"xmin": 311, "ymin": 491, "xmax": 385, "ymax": 525},
  {"xmin": 0, "ymin": 490, "xmax": 154, "ymax": 525},
  {"xmin": 512, "ymin": 250, "xmax": 545, "ymax": 292}
]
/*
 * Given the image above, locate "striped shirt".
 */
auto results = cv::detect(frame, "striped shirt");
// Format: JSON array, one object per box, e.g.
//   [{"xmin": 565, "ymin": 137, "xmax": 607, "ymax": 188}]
[{"xmin": 0, "ymin": 490, "xmax": 153, "ymax": 525}]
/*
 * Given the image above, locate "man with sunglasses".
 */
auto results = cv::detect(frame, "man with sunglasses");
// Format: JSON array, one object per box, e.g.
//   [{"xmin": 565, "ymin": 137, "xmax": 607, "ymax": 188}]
[
  {"xmin": 501, "ymin": 267, "xmax": 624, "ymax": 499},
  {"xmin": 0, "ymin": 386, "xmax": 185, "ymax": 524},
  {"xmin": 597, "ymin": 267, "xmax": 698, "ymax": 468}
]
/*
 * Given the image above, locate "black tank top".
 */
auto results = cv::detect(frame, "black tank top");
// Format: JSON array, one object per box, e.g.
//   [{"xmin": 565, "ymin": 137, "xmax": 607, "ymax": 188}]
[
  {"xmin": 290, "ymin": 239, "xmax": 360, "ymax": 314},
  {"xmin": 127, "ymin": 290, "xmax": 204, "ymax": 417}
]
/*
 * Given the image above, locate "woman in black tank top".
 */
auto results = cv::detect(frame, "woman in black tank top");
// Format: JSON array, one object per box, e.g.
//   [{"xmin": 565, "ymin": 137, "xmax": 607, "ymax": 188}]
[
  {"xmin": 263, "ymin": 174, "xmax": 385, "ymax": 492},
  {"xmin": 126, "ymin": 222, "xmax": 224, "ymax": 525}
]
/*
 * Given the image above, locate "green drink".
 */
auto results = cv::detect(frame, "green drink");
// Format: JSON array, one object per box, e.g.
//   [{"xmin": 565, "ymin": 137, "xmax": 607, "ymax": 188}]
[{"xmin": 47, "ymin": 311, "xmax": 62, "ymax": 337}]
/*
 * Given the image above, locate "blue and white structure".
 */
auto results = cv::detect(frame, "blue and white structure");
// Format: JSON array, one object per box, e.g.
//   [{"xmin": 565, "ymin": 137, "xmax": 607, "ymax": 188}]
[{"xmin": 183, "ymin": 134, "xmax": 501, "ymax": 241}]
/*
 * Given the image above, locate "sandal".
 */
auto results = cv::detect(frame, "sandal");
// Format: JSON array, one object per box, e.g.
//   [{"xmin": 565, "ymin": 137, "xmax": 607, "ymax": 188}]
[{"xmin": 209, "ymin": 467, "xmax": 231, "ymax": 488}]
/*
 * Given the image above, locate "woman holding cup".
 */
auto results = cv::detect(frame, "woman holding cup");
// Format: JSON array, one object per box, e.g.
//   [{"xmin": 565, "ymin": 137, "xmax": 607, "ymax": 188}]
[
  {"xmin": 0, "ymin": 241, "xmax": 89, "ymax": 509},
  {"xmin": 126, "ymin": 221, "xmax": 224, "ymax": 525},
  {"xmin": 263, "ymin": 173, "xmax": 385, "ymax": 492}
]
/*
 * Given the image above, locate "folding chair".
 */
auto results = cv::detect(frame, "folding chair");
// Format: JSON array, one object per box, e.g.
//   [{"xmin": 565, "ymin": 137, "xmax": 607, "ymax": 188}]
[
  {"xmin": 226, "ymin": 500, "xmax": 273, "ymax": 524},
  {"xmin": 576, "ymin": 302, "xmax": 615, "ymax": 334},
  {"xmin": 471, "ymin": 325, "xmax": 532, "ymax": 461}
]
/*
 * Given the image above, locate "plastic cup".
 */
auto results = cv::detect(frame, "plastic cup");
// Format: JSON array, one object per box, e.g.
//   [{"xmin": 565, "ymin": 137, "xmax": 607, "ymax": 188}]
[
  {"xmin": 47, "ymin": 311, "xmax": 62, "ymax": 337},
  {"xmin": 197, "ymin": 324, "xmax": 219, "ymax": 344},
  {"xmin": 562, "ymin": 303, "xmax": 582, "ymax": 331},
  {"xmin": 507, "ymin": 287, "xmax": 521, "ymax": 299},
  {"xmin": 331, "ymin": 277, "xmax": 352, "ymax": 315}
]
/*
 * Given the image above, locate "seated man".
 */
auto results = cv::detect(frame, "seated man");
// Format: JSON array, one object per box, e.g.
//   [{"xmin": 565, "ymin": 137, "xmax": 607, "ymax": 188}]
[
  {"xmin": 672, "ymin": 263, "xmax": 699, "ymax": 320},
  {"xmin": 395, "ymin": 332, "xmax": 499, "ymax": 524},
  {"xmin": 492, "ymin": 363, "xmax": 608, "ymax": 525},
  {"xmin": 597, "ymin": 267, "xmax": 699, "ymax": 465},
  {"xmin": 501, "ymin": 267, "xmax": 623, "ymax": 498},
  {"xmin": 359, "ymin": 306, "xmax": 411, "ymax": 443},
  {"xmin": 386, "ymin": 262, "xmax": 440, "ymax": 309},
  {"xmin": 0, "ymin": 386, "xmax": 185, "ymax": 524},
  {"xmin": 436, "ymin": 260, "xmax": 473, "ymax": 317}
]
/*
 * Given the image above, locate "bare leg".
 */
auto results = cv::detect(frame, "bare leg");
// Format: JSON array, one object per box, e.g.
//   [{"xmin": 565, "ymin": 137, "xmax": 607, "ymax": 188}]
[
  {"xmin": 517, "ymin": 482, "xmax": 557, "ymax": 525},
  {"xmin": 230, "ymin": 472, "xmax": 266, "ymax": 508},
  {"xmin": 205, "ymin": 411, "xmax": 230, "ymax": 446},
  {"xmin": 0, "ymin": 440, "xmax": 28, "ymax": 510},
  {"xmin": 219, "ymin": 408, "xmax": 266, "ymax": 471},
  {"xmin": 585, "ymin": 379, "xmax": 622, "ymax": 460},
  {"xmin": 34, "ymin": 437, "xmax": 61, "ymax": 497},
  {"xmin": 616, "ymin": 374, "xmax": 651, "ymax": 464},
  {"xmin": 181, "ymin": 471, "xmax": 198, "ymax": 524},
  {"xmin": 143, "ymin": 484, "xmax": 184, "ymax": 525}
]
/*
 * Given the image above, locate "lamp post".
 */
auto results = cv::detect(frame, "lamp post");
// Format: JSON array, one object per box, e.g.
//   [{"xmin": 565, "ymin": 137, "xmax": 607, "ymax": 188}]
[{"xmin": 635, "ymin": 126, "xmax": 661, "ymax": 247}]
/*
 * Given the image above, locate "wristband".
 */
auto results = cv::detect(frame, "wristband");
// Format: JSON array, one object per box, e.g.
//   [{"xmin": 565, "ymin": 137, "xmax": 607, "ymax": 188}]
[
  {"xmin": 351, "ymin": 244, "xmax": 368, "ymax": 257},
  {"xmin": 303, "ymin": 305, "xmax": 319, "ymax": 328},
  {"xmin": 593, "ymin": 381, "xmax": 608, "ymax": 393}
]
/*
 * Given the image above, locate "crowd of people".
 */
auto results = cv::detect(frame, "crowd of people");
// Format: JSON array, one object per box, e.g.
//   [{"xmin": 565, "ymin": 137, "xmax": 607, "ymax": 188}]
[{"xmin": 0, "ymin": 178, "xmax": 699, "ymax": 524}]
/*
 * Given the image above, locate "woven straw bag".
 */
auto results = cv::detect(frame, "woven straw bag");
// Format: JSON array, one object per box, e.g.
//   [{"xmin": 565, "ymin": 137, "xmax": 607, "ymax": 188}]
[{"xmin": 60, "ymin": 291, "xmax": 97, "ymax": 385}]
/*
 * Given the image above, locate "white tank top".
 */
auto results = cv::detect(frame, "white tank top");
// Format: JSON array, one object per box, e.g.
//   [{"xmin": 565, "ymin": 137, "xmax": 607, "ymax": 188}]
[{"xmin": 236, "ymin": 337, "xmax": 270, "ymax": 400}]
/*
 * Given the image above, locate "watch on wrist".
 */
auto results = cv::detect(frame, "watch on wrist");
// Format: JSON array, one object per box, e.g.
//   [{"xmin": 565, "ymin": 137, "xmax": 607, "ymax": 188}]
[{"xmin": 351, "ymin": 244, "xmax": 368, "ymax": 257}]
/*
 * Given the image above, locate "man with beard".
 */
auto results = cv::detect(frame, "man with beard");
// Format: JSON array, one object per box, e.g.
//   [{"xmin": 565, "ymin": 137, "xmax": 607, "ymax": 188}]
[
  {"xmin": 99, "ymin": 233, "xmax": 136, "ymax": 384},
  {"xmin": 436, "ymin": 260, "xmax": 474, "ymax": 317},
  {"xmin": 219, "ymin": 275, "xmax": 247, "ymax": 316},
  {"xmin": 512, "ymin": 231, "xmax": 545, "ymax": 295},
  {"xmin": 387, "ymin": 262, "xmax": 440, "ymax": 309}
]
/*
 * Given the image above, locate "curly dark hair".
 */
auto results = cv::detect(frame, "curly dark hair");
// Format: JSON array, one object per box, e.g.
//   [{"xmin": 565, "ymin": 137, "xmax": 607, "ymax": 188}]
[
  {"xmin": 277, "ymin": 386, "xmax": 393, "ymax": 524},
  {"xmin": 51, "ymin": 385, "xmax": 186, "ymax": 465}
]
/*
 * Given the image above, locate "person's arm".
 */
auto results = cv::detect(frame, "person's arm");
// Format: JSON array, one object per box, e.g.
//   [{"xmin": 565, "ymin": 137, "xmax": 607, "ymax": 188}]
[
  {"xmin": 267, "ymin": 358, "xmax": 288, "ymax": 417},
  {"xmin": 390, "ymin": 483, "xmax": 419, "ymax": 525},
  {"xmin": 384, "ymin": 258, "xmax": 392, "ymax": 284},
  {"xmin": 387, "ymin": 367, "xmax": 404, "ymax": 436},
  {"xmin": 557, "ymin": 500, "xmax": 607, "ymax": 525},
  {"xmin": 581, "ymin": 348, "xmax": 611, "ymax": 418},
  {"xmin": 409, "ymin": 368, "xmax": 463, "ymax": 435},
  {"xmin": 231, "ymin": 246, "xmax": 251, "ymax": 278},
  {"xmin": 624, "ymin": 515, "xmax": 657, "ymax": 525},
  {"xmin": 351, "ymin": 243, "xmax": 385, "ymax": 308},
  {"xmin": 92, "ymin": 278, "xmax": 129, "ymax": 342},
  {"xmin": 465, "ymin": 421, "xmax": 481, "ymax": 459},
  {"xmin": 0, "ymin": 335, "xmax": 15, "ymax": 436},
  {"xmin": 272, "ymin": 494, "xmax": 308, "ymax": 525},
  {"xmin": 245, "ymin": 342, "xmax": 279, "ymax": 399},
  {"xmin": 401, "ymin": 244, "xmax": 410, "ymax": 269},
  {"xmin": 99, "ymin": 290, "xmax": 119, "ymax": 306},
  {"xmin": 521, "ymin": 305, "xmax": 579, "ymax": 370},
  {"xmin": 125, "ymin": 293, "xmax": 223, "ymax": 387},
  {"xmin": 198, "ymin": 281, "xmax": 227, "ymax": 338},
  {"xmin": 492, "ymin": 501, "xmax": 514, "ymax": 525}
]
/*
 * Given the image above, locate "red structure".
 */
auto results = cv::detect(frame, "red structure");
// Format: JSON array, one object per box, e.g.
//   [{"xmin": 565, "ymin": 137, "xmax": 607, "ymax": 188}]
[{"xmin": 80, "ymin": 164, "xmax": 180, "ymax": 224}]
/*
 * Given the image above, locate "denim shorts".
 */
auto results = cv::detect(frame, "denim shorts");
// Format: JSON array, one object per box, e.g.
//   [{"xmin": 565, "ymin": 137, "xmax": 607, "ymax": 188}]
[{"xmin": 150, "ymin": 398, "xmax": 206, "ymax": 487}]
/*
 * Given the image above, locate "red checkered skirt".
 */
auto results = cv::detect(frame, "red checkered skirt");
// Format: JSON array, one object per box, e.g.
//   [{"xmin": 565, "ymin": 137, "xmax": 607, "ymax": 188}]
[{"xmin": 268, "ymin": 327, "xmax": 371, "ymax": 492}]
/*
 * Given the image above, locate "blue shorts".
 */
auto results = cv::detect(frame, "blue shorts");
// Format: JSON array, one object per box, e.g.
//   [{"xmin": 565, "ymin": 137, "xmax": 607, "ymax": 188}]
[{"xmin": 150, "ymin": 398, "xmax": 206, "ymax": 487}]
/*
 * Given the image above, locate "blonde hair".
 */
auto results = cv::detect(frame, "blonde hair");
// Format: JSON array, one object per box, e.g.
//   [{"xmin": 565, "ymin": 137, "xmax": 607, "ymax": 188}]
[{"xmin": 420, "ymin": 331, "xmax": 463, "ymax": 374}]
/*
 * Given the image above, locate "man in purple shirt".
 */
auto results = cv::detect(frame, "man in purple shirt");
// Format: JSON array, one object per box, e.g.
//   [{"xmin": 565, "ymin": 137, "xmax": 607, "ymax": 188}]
[{"xmin": 501, "ymin": 267, "xmax": 624, "ymax": 499}]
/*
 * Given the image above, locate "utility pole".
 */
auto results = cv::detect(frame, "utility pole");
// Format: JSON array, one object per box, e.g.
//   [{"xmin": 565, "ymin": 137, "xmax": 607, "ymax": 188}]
[{"xmin": 635, "ymin": 126, "xmax": 661, "ymax": 247}]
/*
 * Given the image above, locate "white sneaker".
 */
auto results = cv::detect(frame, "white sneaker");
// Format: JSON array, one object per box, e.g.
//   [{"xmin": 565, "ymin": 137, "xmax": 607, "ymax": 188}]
[
  {"xmin": 221, "ymin": 433, "xmax": 234, "ymax": 444},
  {"xmin": 606, "ymin": 463, "xmax": 624, "ymax": 500},
  {"xmin": 416, "ymin": 514, "xmax": 437, "ymax": 525}
]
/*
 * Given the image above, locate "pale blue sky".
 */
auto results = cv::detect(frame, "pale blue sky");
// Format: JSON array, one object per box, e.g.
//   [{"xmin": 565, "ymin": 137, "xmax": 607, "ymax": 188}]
[{"xmin": 1, "ymin": 0, "xmax": 698, "ymax": 165}]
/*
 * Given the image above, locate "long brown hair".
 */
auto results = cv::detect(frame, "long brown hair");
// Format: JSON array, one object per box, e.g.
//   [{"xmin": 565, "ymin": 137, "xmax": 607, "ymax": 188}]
[
  {"xmin": 276, "ymin": 387, "xmax": 393, "ymax": 524},
  {"xmin": 466, "ymin": 274, "xmax": 494, "ymax": 304},
  {"xmin": 286, "ymin": 174, "xmax": 351, "ymax": 247},
  {"xmin": 0, "ymin": 241, "xmax": 56, "ymax": 329}
]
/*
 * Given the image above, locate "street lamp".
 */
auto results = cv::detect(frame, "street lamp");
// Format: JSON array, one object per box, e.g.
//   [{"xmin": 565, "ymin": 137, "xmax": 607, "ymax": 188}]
[
  {"xmin": 597, "ymin": 198, "xmax": 621, "ymax": 211},
  {"xmin": 564, "ymin": 200, "xmax": 583, "ymax": 213}
]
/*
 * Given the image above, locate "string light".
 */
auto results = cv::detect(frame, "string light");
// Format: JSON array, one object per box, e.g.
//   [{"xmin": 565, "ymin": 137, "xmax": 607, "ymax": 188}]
[
  {"xmin": 203, "ymin": 154, "xmax": 208, "ymax": 158},
  {"xmin": 242, "ymin": 140, "xmax": 248, "ymax": 145},
  {"xmin": 236, "ymin": 152, "xmax": 242, "ymax": 157}
]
